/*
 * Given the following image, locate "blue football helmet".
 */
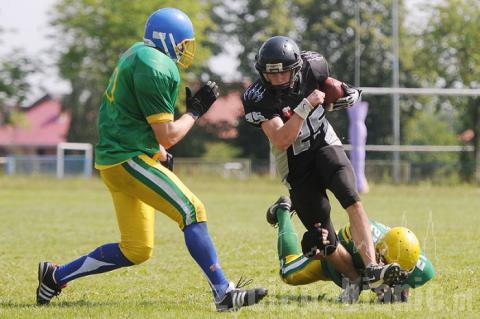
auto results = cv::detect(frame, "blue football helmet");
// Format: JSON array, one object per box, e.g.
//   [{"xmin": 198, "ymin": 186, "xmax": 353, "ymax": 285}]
[{"xmin": 143, "ymin": 8, "xmax": 196, "ymax": 68}]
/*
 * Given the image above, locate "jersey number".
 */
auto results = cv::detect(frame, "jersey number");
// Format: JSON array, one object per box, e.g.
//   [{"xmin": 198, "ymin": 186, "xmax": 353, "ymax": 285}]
[{"xmin": 292, "ymin": 110, "xmax": 324, "ymax": 155}]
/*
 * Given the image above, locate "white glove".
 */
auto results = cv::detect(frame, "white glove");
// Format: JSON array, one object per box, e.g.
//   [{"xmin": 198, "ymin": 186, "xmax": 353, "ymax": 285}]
[{"xmin": 330, "ymin": 83, "xmax": 361, "ymax": 111}]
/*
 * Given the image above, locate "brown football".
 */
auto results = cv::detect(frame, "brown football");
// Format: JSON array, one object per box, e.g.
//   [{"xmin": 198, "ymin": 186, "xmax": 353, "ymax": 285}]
[{"xmin": 318, "ymin": 77, "xmax": 345, "ymax": 105}]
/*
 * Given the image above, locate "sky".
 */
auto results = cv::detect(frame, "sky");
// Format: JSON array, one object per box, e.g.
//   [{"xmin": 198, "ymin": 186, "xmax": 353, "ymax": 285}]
[
  {"xmin": 0, "ymin": 0, "xmax": 431, "ymax": 104},
  {"xmin": 0, "ymin": 0, "xmax": 70, "ymax": 103}
]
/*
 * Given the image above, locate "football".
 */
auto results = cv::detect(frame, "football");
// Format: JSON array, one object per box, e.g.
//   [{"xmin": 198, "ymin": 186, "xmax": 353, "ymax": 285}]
[{"xmin": 319, "ymin": 77, "xmax": 345, "ymax": 105}]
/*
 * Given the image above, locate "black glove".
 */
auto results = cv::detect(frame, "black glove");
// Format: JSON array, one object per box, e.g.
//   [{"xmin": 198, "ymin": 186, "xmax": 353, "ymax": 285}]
[
  {"xmin": 186, "ymin": 81, "xmax": 220, "ymax": 119},
  {"xmin": 301, "ymin": 227, "xmax": 336, "ymax": 258},
  {"xmin": 160, "ymin": 152, "xmax": 174, "ymax": 171},
  {"xmin": 330, "ymin": 83, "xmax": 361, "ymax": 111}
]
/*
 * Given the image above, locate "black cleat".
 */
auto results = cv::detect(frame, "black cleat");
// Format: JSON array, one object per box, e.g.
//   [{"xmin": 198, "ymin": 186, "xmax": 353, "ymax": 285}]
[
  {"xmin": 265, "ymin": 196, "xmax": 292, "ymax": 227},
  {"xmin": 36, "ymin": 262, "xmax": 63, "ymax": 305},
  {"xmin": 364, "ymin": 263, "xmax": 402, "ymax": 289},
  {"xmin": 215, "ymin": 279, "xmax": 268, "ymax": 312}
]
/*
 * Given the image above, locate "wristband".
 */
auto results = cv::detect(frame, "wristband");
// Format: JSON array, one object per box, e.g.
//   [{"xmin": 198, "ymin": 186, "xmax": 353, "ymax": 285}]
[{"xmin": 293, "ymin": 98, "xmax": 314, "ymax": 119}]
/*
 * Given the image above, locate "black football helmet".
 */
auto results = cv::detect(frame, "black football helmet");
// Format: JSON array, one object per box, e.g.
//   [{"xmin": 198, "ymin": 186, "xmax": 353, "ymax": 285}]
[{"xmin": 255, "ymin": 36, "xmax": 303, "ymax": 91}]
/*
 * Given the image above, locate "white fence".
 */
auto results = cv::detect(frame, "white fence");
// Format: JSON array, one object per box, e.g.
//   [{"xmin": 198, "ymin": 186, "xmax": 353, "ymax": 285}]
[
  {"xmin": 343, "ymin": 144, "xmax": 474, "ymax": 183},
  {"xmin": 0, "ymin": 145, "xmax": 473, "ymax": 182},
  {"xmin": 0, "ymin": 155, "xmax": 91, "ymax": 177},
  {"xmin": 174, "ymin": 158, "xmax": 251, "ymax": 179},
  {"xmin": 0, "ymin": 155, "xmax": 252, "ymax": 179}
]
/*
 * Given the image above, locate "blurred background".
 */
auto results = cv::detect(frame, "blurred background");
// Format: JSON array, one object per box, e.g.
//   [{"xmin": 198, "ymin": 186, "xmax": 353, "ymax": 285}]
[{"xmin": 0, "ymin": 0, "xmax": 478, "ymax": 185}]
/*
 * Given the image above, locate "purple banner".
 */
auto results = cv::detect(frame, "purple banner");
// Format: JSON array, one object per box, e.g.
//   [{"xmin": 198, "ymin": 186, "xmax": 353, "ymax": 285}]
[{"xmin": 347, "ymin": 101, "xmax": 369, "ymax": 193}]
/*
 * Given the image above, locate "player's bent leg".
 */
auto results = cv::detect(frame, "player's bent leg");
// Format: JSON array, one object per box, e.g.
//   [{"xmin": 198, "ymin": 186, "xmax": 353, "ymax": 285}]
[
  {"xmin": 326, "ymin": 244, "xmax": 360, "ymax": 281},
  {"xmin": 119, "ymin": 156, "xmax": 228, "ymax": 295},
  {"xmin": 121, "ymin": 155, "xmax": 207, "ymax": 228},
  {"xmin": 316, "ymin": 146, "xmax": 376, "ymax": 268},
  {"xmin": 119, "ymin": 241, "xmax": 153, "ymax": 265},
  {"xmin": 54, "ymin": 243, "xmax": 135, "ymax": 285},
  {"xmin": 326, "ymin": 154, "xmax": 402, "ymax": 287},
  {"xmin": 267, "ymin": 197, "xmax": 328, "ymax": 285},
  {"xmin": 280, "ymin": 254, "xmax": 328, "ymax": 285},
  {"xmin": 103, "ymin": 184, "xmax": 157, "ymax": 265},
  {"xmin": 37, "ymin": 242, "xmax": 135, "ymax": 305},
  {"xmin": 37, "ymin": 173, "xmax": 150, "ymax": 305},
  {"xmin": 273, "ymin": 197, "xmax": 300, "ymax": 261},
  {"xmin": 120, "ymin": 155, "xmax": 267, "ymax": 310}
]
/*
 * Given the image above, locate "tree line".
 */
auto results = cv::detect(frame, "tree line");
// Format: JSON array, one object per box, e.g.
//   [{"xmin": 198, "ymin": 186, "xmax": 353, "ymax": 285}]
[{"xmin": 0, "ymin": 0, "xmax": 478, "ymax": 181}]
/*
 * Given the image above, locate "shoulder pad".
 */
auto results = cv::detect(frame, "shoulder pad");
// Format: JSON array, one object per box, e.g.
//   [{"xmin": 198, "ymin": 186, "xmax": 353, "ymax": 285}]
[
  {"xmin": 242, "ymin": 81, "xmax": 279, "ymax": 127},
  {"xmin": 243, "ymin": 81, "xmax": 267, "ymax": 105},
  {"xmin": 302, "ymin": 51, "xmax": 330, "ymax": 83}
]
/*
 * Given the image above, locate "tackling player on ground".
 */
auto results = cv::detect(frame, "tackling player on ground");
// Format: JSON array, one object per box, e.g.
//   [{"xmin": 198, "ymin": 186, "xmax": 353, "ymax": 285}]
[
  {"xmin": 242, "ymin": 36, "xmax": 401, "ymax": 292},
  {"xmin": 266, "ymin": 196, "xmax": 435, "ymax": 302},
  {"xmin": 36, "ymin": 8, "xmax": 267, "ymax": 311}
]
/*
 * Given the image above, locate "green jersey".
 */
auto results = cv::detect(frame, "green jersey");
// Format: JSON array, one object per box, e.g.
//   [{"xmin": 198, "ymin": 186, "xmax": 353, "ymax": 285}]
[
  {"xmin": 324, "ymin": 220, "xmax": 435, "ymax": 288},
  {"xmin": 95, "ymin": 42, "xmax": 180, "ymax": 168}
]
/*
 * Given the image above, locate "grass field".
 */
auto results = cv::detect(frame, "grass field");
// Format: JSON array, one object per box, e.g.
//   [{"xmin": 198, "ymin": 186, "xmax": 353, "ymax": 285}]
[{"xmin": 1, "ymin": 175, "xmax": 479, "ymax": 318}]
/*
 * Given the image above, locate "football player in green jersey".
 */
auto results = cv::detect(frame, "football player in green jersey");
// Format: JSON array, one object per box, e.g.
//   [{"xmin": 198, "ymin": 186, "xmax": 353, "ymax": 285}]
[
  {"xmin": 266, "ymin": 196, "xmax": 435, "ymax": 303},
  {"xmin": 36, "ymin": 8, "xmax": 267, "ymax": 311}
]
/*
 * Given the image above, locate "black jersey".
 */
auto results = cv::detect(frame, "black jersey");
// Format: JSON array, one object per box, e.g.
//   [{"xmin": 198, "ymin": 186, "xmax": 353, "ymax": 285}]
[{"xmin": 242, "ymin": 51, "xmax": 343, "ymax": 187}]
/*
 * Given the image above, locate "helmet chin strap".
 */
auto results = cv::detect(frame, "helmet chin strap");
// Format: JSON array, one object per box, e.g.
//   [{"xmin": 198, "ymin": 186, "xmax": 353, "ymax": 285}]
[{"xmin": 283, "ymin": 69, "xmax": 303, "ymax": 97}]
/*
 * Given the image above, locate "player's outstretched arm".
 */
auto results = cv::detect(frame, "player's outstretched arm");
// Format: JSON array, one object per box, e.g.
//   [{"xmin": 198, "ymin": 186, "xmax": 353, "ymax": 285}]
[{"xmin": 151, "ymin": 81, "xmax": 219, "ymax": 149}]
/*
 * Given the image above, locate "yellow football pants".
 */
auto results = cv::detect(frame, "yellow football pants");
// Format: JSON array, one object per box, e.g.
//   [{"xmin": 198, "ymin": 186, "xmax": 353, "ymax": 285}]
[
  {"xmin": 280, "ymin": 254, "xmax": 330, "ymax": 285},
  {"xmin": 99, "ymin": 154, "xmax": 207, "ymax": 264}
]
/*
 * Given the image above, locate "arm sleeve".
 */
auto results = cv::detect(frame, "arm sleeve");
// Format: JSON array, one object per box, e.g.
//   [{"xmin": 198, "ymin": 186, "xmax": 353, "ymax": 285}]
[
  {"xmin": 134, "ymin": 70, "xmax": 178, "ymax": 124},
  {"xmin": 242, "ymin": 96, "xmax": 279, "ymax": 127}
]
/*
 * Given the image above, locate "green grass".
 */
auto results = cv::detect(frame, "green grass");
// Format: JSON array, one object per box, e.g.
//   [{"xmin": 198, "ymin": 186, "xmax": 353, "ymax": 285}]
[{"xmin": 1, "ymin": 175, "xmax": 479, "ymax": 318}]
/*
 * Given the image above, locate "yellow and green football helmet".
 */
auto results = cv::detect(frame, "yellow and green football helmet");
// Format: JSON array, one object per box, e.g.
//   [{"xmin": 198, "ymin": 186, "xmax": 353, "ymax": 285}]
[{"xmin": 376, "ymin": 227, "xmax": 420, "ymax": 272}]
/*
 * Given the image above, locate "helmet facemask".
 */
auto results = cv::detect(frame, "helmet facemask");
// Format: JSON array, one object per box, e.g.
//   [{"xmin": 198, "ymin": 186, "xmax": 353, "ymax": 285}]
[
  {"xmin": 175, "ymin": 38, "xmax": 196, "ymax": 69},
  {"xmin": 256, "ymin": 60, "xmax": 303, "ymax": 95}
]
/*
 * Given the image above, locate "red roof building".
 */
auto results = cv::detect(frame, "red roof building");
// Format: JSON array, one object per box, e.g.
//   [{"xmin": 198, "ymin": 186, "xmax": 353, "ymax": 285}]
[
  {"xmin": 199, "ymin": 90, "xmax": 244, "ymax": 138},
  {"xmin": 0, "ymin": 95, "xmax": 71, "ymax": 155},
  {"xmin": 0, "ymin": 89, "xmax": 245, "ymax": 155}
]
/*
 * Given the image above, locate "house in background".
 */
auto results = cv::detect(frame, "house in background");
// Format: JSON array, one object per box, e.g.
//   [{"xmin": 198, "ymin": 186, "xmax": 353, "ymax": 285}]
[
  {"xmin": 199, "ymin": 90, "xmax": 244, "ymax": 138},
  {"xmin": 0, "ymin": 88, "xmax": 246, "ymax": 156},
  {"xmin": 0, "ymin": 90, "xmax": 246, "ymax": 176},
  {"xmin": 0, "ymin": 95, "xmax": 71, "ymax": 156}
]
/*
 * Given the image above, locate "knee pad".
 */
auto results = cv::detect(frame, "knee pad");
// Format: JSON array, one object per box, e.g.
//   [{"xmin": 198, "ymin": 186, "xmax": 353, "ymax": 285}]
[
  {"xmin": 301, "ymin": 227, "xmax": 338, "ymax": 258},
  {"xmin": 120, "ymin": 242, "xmax": 153, "ymax": 265}
]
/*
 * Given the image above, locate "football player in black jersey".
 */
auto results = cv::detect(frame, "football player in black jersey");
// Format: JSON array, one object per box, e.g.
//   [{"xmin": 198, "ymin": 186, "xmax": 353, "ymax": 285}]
[{"xmin": 242, "ymin": 36, "xmax": 401, "ymax": 296}]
